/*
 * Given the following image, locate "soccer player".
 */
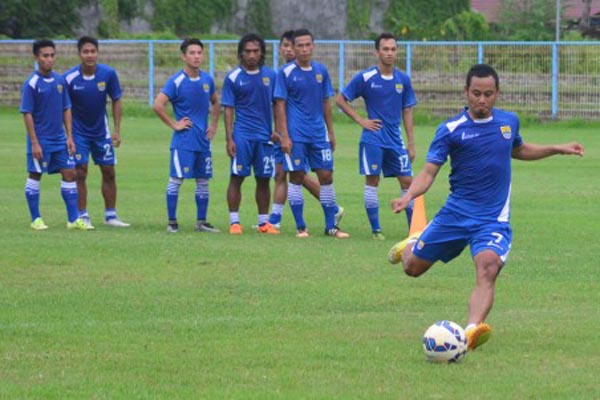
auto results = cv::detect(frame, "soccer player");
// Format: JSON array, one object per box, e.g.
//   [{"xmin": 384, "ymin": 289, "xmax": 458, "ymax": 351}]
[
  {"xmin": 221, "ymin": 33, "xmax": 279, "ymax": 235},
  {"xmin": 275, "ymin": 29, "xmax": 348, "ymax": 238},
  {"xmin": 336, "ymin": 32, "xmax": 417, "ymax": 240},
  {"xmin": 268, "ymin": 30, "xmax": 324, "ymax": 229},
  {"xmin": 21, "ymin": 39, "xmax": 88, "ymax": 230},
  {"xmin": 64, "ymin": 36, "xmax": 129, "ymax": 229},
  {"xmin": 388, "ymin": 64, "xmax": 585, "ymax": 351},
  {"xmin": 153, "ymin": 38, "xmax": 220, "ymax": 233}
]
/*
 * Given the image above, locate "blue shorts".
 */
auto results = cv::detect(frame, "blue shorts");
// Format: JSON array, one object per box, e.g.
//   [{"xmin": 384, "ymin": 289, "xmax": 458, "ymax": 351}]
[
  {"xmin": 74, "ymin": 134, "xmax": 115, "ymax": 166},
  {"xmin": 27, "ymin": 146, "xmax": 75, "ymax": 174},
  {"xmin": 359, "ymin": 142, "xmax": 412, "ymax": 177},
  {"xmin": 413, "ymin": 208, "xmax": 512, "ymax": 264},
  {"xmin": 272, "ymin": 142, "xmax": 284, "ymax": 165},
  {"xmin": 283, "ymin": 141, "xmax": 333, "ymax": 172},
  {"xmin": 170, "ymin": 148, "xmax": 212, "ymax": 179},
  {"xmin": 230, "ymin": 138, "xmax": 274, "ymax": 178}
]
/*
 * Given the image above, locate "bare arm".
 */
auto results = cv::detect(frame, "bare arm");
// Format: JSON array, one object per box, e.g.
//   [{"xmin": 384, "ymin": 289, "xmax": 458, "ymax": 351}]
[
  {"xmin": 206, "ymin": 92, "xmax": 219, "ymax": 140},
  {"xmin": 24, "ymin": 113, "xmax": 42, "ymax": 160},
  {"xmin": 402, "ymin": 106, "xmax": 416, "ymax": 162},
  {"xmin": 64, "ymin": 108, "xmax": 75, "ymax": 155},
  {"xmin": 334, "ymin": 93, "xmax": 382, "ymax": 132},
  {"xmin": 152, "ymin": 92, "xmax": 192, "ymax": 131},
  {"xmin": 323, "ymin": 98, "xmax": 335, "ymax": 151},
  {"xmin": 275, "ymin": 99, "xmax": 291, "ymax": 154},
  {"xmin": 512, "ymin": 142, "xmax": 584, "ymax": 160},
  {"xmin": 111, "ymin": 98, "xmax": 122, "ymax": 147},
  {"xmin": 224, "ymin": 106, "xmax": 235, "ymax": 157},
  {"xmin": 391, "ymin": 162, "xmax": 441, "ymax": 213}
]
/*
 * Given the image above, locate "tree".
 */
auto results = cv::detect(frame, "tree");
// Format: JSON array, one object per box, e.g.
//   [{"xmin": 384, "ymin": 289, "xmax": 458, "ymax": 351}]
[
  {"xmin": 441, "ymin": 10, "xmax": 490, "ymax": 41},
  {"xmin": 494, "ymin": 0, "xmax": 558, "ymax": 41},
  {"xmin": 151, "ymin": 0, "xmax": 233, "ymax": 37}
]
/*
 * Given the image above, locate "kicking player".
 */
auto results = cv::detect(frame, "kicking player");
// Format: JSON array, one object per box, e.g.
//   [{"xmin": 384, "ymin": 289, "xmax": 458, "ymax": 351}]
[
  {"xmin": 268, "ymin": 30, "xmax": 324, "ymax": 228},
  {"xmin": 275, "ymin": 29, "xmax": 348, "ymax": 238},
  {"xmin": 222, "ymin": 33, "xmax": 279, "ymax": 235},
  {"xmin": 21, "ymin": 39, "xmax": 88, "ymax": 230},
  {"xmin": 153, "ymin": 38, "xmax": 220, "ymax": 233},
  {"xmin": 389, "ymin": 64, "xmax": 585, "ymax": 351},
  {"xmin": 64, "ymin": 36, "xmax": 129, "ymax": 229},
  {"xmin": 336, "ymin": 32, "xmax": 417, "ymax": 240}
]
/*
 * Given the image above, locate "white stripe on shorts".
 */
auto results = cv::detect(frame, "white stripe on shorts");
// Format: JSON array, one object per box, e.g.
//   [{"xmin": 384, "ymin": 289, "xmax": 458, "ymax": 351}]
[{"xmin": 173, "ymin": 149, "xmax": 182, "ymax": 178}]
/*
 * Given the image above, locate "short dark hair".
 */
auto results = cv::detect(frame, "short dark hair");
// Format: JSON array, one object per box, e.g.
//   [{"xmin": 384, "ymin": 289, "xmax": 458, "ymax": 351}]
[
  {"xmin": 180, "ymin": 38, "xmax": 204, "ymax": 54},
  {"xmin": 32, "ymin": 39, "xmax": 55, "ymax": 56},
  {"xmin": 466, "ymin": 64, "xmax": 499, "ymax": 89},
  {"xmin": 77, "ymin": 36, "xmax": 99, "ymax": 52},
  {"xmin": 292, "ymin": 29, "xmax": 313, "ymax": 44},
  {"xmin": 375, "ymin": 32, "xmax": 396, "ymax": 50},
  {"xmin": 280, "ymin": 30, "xmax": 294, "ymax": 45},
  {"xmin": 238, "ymin": 33, "xmax": 266, "ymax": 66}
]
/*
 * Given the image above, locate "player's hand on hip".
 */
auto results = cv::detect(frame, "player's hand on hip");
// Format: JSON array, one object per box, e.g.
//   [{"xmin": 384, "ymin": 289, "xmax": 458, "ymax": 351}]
[
  {"xmin": 226, "ymin": 140, "xmax": 236, "ymax": 157},
  {"xmin": 174, "ymin": 117, "xmax": 193, "ymax": 131},
  {"xmin": 31, "ymin": 142, "xmax": 43, "ymax": 160},
  {"xmin": 360, "ymin": 118, "xmax": 382, "ymax": 132},
  {"xmin": 66, "ymin": 137, "xmax": 76, "ymax": 156},
  {"xmin": 391, "ymin": 196, "xmax": 411, "ymax": 214},
  {"xmin": 112, "ymin": 131, "xmax": 121, "ymax": 148}
]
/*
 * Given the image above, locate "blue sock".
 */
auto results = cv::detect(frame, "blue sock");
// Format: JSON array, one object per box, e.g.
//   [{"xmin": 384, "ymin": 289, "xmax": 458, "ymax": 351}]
[
  {"xmin": 402, "ymin": 189, "xmax": 414, "ymax": 228},
  {"xmin": 25, "ymin": 178, "xmax": 41, "ymax": 221},
  {"xmin": 288, "ymin": 183, "xmax": 305, "ymax": 230},
  {"xmin": 268, "ymin": 203, "xmax": 284, "ymax": 225},
  {"xmin": 364, "ymin": 185, "xmax": 380, "ymax": 232},
  {"xmin": 61, "ymin": 181, "xmax": 79, "ymax": 223},
  {"xmin": 195, "ymin": 178, "xmax": 209, "ymax": 221},
  {"xmin": 79, "ymin": 208, "xmax": 89, "ymax": 218},
  {"xmin": 166, "ymin": 178, "xmax": 182, "ymax": 221},
  {"xmin": 105, "ymin": 208, "xmax": 117, "ymax": 221},
  {"xmin": 320, "ymin": 184, "xmax": 337, "ymax": 230}
]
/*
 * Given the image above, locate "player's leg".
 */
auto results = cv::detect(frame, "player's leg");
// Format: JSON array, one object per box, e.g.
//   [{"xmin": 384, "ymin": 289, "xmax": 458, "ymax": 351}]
[
  {"xmin": 285, "ymin": 143, "xmax": 309, "ymax": 237},
  {"xmin": 360, "ymin": 143, "xmax": 384, "ymax": 238},
  {"xmin": 25, "ymin": 149, "xmax": 46, "ymax": 229},
  {"xmin": 269, "ymin": 143, "xmax": 287, "ymax": 227},
  {"xmin": 99, "ymin": 164, "xmax": 129, "ymax": 226},
  {"xmin": 254, "ymin": 142, "xmax": 278, "ymax": 234},
  {"xmin": 227, "ymin": 174, "xmax": 245, "ymax": 233},
  {"xmin": 302, "ymin": 173, "xmax": 320, "ymax": 200},
  {"xmin": 385, "ymin": 146, "xmax": 414, "ymax": 229},
  {"xmin": 468, "ymin": 250, "xmax": 502, "ymax": 327},
  {"xmin": 194, "ymin": 150, "xmax": 219, "ymax": 233},
  {"xmin": 398, "ymin": 175, "xmax": 414, "ymax": 228},
  {"xmin": 53, "ymin": 149, "xmax": 87, "ymax": 229},
  {"xmin": 73, "ymin": 135, "xmax": 92, "ymax": 226},
  {"xmin": 166, "ymin": 149, "xmax": 184, "ymax": 233}
]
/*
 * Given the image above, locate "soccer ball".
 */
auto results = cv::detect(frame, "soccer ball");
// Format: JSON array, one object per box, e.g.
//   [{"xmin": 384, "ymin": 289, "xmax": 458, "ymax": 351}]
[{"xmin": 422, "ymin": 320, "xmax": 468, "ymax": 363}]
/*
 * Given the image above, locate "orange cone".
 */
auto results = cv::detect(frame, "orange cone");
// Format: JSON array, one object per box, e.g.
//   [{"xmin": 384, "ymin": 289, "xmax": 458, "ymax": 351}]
[{"xmin": 409, "ymin": 195, "xmax": 427, "ymax": 235}]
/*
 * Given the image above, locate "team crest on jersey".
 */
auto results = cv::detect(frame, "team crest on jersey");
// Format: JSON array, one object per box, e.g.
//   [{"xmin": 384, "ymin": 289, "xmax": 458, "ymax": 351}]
[
  {"xmin": 262, "ymin": 77, "xmax": 270, "ymax": 86},
  {"xmin": 236, "ymin": 165, "xmax": 243, "ymax": 172},
  {"xmin": 417, "ymin": 240, "xmax": 425, "ymax": 250},
  {"xmin": 203, "ymin": 83, "xmax": 210, "ymax": 92},
  {"xmin": 294, "ymin": 159, "xmax": 301, "ymax": 166},
  {"xmin": 97, "ymin": 81, "xmax": 106, "ymax": 91},
  {"xmin": 76, "ymin": 154, "xmax": 82, "ymax": 160},
  {"xmin": 371, "ymin": 163, "xmax": 378, "ymax": 171},
  {"xmin": 42, "ymin": 161, "xmax": 48, "ymax": 168},
  {"xmin": 315, "ymin": 74, "xmax": 323, "ymax": 83},
  {"xmin": 57, "ymin": 84, "xmax": 63, "ymax": 93},
  {"xmin": 500, "ymin": 125, "xmax": 512, "ymax": 139},
  {"xmin": 395, "ymin": 84, "xmax": 403, "ymax": 93},
  {"xmin": 184, "ymin": 167, "xmax": 190, "ymax": 173}
]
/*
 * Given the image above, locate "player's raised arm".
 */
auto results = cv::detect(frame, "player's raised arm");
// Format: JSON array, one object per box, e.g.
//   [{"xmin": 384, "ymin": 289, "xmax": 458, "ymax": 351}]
[{"xmin": 512, "ymin": 142, "xmax": 584, "ymax": 160}]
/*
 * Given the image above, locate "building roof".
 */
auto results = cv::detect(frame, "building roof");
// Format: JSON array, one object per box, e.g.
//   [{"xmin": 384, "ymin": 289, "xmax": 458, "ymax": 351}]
[{"xmin": 472, "ymin": 0, "xmax": 600, "ymax": 23}]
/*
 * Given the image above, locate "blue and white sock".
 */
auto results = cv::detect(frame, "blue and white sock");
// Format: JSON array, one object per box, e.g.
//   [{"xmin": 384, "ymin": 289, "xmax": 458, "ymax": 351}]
[
  {"xmin": 105, "ymin": 208, "xmax": 117, "ymax": 221},
  {"xmin": 258, "ymin": 214, "xmax": 268, "ymax": 226},
  {"xmin": 288, "ymin": 183, "xmax": 305, "ymax": 230},
  {"xmin": 61, "ymin": 181, "xmax": 79, "ymax": 223},
  {"xmin": 402, "ymin": 189, "xmax": 415, "ymax": 227},
  {"xmin": 25, "ymin": 178, "xmax": 41, "ymax": 221},
  {"xmin": 269, "ymin": 203, "xmax": 284, "ymax": 225},
  {"xmin": 195, "ymin": 178, "xmax": 209, "ymax": 222},
  {"xmin": 79, "ymin": 208, "xmax": 89, "ymax": 219},
  {"xmin": 364, "ymin": 185, "xmax": 380, "ymax": 232},
  {"xmin": 166, "ymin": 177, "xmax": 182, "ymax": 221},
  {"xmin": 320, "ymin": 184, "xmax": 337, "ymax": 230},
  {"xmin": 229, "ymin": 211, "xmax": 240, "ymax": 225}
]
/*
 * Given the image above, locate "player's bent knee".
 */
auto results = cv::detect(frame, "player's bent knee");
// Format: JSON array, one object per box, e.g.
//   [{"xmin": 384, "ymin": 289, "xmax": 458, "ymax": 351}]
[{"xmin": 402, "ymin": 256, "xmax": 433, "ymax": 278}]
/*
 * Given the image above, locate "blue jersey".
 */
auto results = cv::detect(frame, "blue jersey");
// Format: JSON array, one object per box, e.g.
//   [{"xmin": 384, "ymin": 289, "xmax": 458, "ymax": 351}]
[
  {"xmin": 427, "ymin": 108, "xmax": 523, "ymax": 222},
  {"xmin": 161, "ymin": 69, "xmax": 215, "ymax": 151},
  {"xmin": 20, "ymin": 71, "xmax": 71, "ymax": 150},
  {"xmin": 274, "ymin": 61, "xmax": 334, "ymax": 143},
  {"xmin": 341, "ymin": 66, "xmax": 417, "ymax": 149},
  {"xmin": 221, "ymin": 66, "xmax": 276, "ymax": 141},
  {"xmin": 63, "ymin": 63, "xmax": 122, "ymax": 138}
]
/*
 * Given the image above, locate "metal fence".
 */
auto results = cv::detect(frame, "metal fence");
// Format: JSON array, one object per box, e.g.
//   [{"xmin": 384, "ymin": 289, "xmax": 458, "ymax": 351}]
[{"xmin": 2, "ymin": 39, "xmax": 600, "ymax": 119}]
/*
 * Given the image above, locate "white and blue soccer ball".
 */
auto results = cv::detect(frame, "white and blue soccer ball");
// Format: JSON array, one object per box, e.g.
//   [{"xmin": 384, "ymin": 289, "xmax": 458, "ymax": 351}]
[{"xmin": 422, "ymin": 320, "xmax": 468, "ymax": 363}]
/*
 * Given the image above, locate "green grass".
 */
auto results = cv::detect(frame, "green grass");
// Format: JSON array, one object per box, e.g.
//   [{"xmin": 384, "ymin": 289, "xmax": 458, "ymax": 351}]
[{"xmin": 1, "ymin": 110, "xmax": 599, "ymax": 399}]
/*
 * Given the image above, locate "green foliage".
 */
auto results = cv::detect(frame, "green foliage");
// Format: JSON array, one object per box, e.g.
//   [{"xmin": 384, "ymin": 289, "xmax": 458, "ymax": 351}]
[
  {"xmin": 98, "ymin": 0, "xmax": 120, "ymax": 38},
  {"xmin": 151, "ymin": 0, "xmax": 234, "ymax": 37},
  {"xmin": 246, "ymin": 0, "xmax": 273, "ymax": 38},
  {"xmin": 346, "ymin": 0, "xmax": 374, "ymax": 39},
  {"xmin": 441, "ymin": 10, "xmax": 489, "ymax": 41},
  {"xmin": 0, "ymin": 0, "xmax": 90, "ymax": 38},
  {"xmin": 493, "ymin": 0, "xmax": 558, "ymax": 41},
  {"xmin": 385, "ymin": 0, "xmax": 470, "ymax": 40}
]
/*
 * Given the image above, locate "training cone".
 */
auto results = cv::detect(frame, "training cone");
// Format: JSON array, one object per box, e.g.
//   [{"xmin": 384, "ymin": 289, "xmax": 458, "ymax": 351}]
[{"xmin": 409, "ymin": 195, "xmax": 427, "ymax": 235}]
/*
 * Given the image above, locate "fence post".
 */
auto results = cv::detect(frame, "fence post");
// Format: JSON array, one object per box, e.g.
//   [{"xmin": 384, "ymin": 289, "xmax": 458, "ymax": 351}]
[
  {"xmin": 273, "ymin": 41, "xmax": 278, "ymax": 70},
  {"xmin": 478, "ymin": 43, "xmax": 484, "ymax": 63},
  {"xmin": 148, "ymin": 41, "xmax": 154, "ymax": 106},
  {"xmin": 338, "ymin": 42, "xmax": 345, "ymax": 91},
  {"xmin": 405, "ymin": 43, "xmax": 412, "ymax": 77},
  {"xmin": 551, "ymin": 42, "xmax": 559, "ymax": 119},
  {"xmin": 209, "ymin": 42, "xmax": 215, "ymax": 77}
]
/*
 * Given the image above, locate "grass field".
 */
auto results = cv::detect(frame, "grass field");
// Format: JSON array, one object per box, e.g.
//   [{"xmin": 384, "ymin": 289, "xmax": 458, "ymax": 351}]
[{"xmin": 1, "ymin": 109, "xmax": 599, "ymax": 399}]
